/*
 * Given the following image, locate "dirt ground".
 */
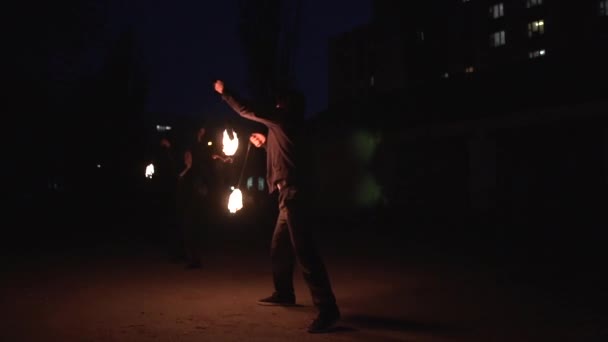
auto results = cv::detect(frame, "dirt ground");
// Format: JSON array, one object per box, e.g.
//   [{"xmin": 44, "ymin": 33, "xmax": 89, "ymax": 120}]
[{"xmin": 2, "ymin": 224, "xmax": 607, "ymax": 342}]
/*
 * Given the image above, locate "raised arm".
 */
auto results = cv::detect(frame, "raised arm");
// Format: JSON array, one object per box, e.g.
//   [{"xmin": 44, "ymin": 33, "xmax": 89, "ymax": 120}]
[{"xmin": 214, "ymin": 80, "xmax": 277, "ymax": 127}]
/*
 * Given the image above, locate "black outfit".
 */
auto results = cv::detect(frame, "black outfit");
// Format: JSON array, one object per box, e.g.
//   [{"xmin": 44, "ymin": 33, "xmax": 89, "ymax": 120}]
[
  {"xmin": 153, "ymin": 145, "xmax": 180, "ymax": 260},
  {"xmin": 178, "ymin": 141, "xmax": 214, "ymax": 267},
  {"xmin": 221, "ymin": 89, "xmax": 338, "ymax": 313}
]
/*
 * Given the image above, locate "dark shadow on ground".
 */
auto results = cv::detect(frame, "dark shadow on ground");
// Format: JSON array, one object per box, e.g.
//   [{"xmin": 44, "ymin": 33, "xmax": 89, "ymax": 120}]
[
  {"xmin": 344, "ymin": 314, "xmax": 465, "ymax": 336},
  {"xmin": 315, "ymin": 326, "xmax": 358, "ymax": 333}
]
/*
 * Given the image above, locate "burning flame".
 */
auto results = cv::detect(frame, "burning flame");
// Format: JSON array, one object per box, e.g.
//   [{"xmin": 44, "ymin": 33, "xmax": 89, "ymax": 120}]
[
  {"xmin": 145, "ymin": 164, "xmax": 154, "ymax": 178},
  {"xmin": 228, "ymin": 187, "xmax": 243, "ymax": 213},
  {"xmin": 222, "ymin": 129, "xmax": 239, "ymax": 156}
]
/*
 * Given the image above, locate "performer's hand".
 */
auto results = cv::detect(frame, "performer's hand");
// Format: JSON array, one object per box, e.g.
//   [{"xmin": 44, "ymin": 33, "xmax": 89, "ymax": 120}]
[
  {"xmin": 249, "ymin": 133, "xmax": 266, "ymax": 148},
  {"xmin": 214, "ymin": 80, "xmax": 224, "ymax": 94}
]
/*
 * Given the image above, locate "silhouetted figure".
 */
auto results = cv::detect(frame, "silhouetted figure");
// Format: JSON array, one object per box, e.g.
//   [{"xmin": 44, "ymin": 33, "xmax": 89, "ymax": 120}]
[
  {"xmin": 211, "ymin": 127, "xmax": 236, "ymax": 212},
  {"xmin": 152, "ymin": 137, "xmax": 181, "ymax": 261},
  {"xmin": 214, "ymin": 80, "xmax": 340, "ymax": 333},
  {"xmin": 178, "ymin": 126, "xmax": 232, "ymax": 269},
  {"xmin": 176, "ymin": 147, "xmax": 204, "ymax": 269}
]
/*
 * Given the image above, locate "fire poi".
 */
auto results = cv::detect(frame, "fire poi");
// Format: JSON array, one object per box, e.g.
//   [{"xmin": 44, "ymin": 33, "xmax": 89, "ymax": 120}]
[
  {"xmin": 145, "ymin": 163, "xmax": 154, "ymax": 179},
  {"xmin": 223, "ymin": 130, "xmax": 252, "ymax": 214},
  {"xmin": 227, "ymin": 187, "xmax": 243, "ymax": 213},
  {"xmin": 223, "ymin": 129, "xmax": 242, "ymax": 213},
  {"xmin": 222, "ymin": 129, "xmax": 239, "ymax": 156}
]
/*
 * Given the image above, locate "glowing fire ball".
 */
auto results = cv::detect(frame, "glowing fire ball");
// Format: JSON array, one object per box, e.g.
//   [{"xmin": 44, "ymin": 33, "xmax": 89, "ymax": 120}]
[
  {"xmin": 222, "ymin": 129, "xmax": 239, "ymax": 156},
  {"xmin": 145, "ymin": 164, "xmax": 154, "ymax": 179},
  {"xmin": 228, "ymin": 187, "xmax": 243, "ymax": 213}
]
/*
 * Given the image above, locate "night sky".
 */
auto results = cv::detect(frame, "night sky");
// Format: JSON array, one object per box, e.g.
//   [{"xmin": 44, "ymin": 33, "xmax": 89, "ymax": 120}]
[
  {"xmin": 12, "ymin": 0, "xmax": 371, "ymax": 119},
  {"xmin": 138, "ymin": 0, "xmax": 371, "ymax": 118}
]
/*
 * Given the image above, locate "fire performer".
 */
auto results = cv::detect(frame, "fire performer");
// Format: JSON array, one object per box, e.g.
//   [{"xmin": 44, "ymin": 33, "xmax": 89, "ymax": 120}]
[
  {"xmin": 179, "ymin": 125, "xmax": 232, "ymax": 269},
  {"xmin": 214, "ymin": 80, "xmax": 340, "ymax": 333}
]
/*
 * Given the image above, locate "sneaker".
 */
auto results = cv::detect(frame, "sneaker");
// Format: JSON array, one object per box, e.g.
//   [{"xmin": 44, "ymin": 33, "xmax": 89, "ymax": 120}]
[
  {"xmin": 257, "ymin": 293, "xmax": 296, "ymax": 306},
  {"xmin": 307, "ymin": 307, "xmax": 340, "ymax": 333}
]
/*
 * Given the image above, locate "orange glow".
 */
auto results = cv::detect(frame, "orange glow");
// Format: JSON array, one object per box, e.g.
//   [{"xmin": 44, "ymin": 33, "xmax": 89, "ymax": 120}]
[
  {"xmin": 222, "ymin": 130, "xmax": 239, "ymax": 156},
  {"xmin": 228, "ymin": 188, "xmax": 243, "ymax": 213},
  {"xmin": 145, "ymin": 164, "xmax": 154, "ymax": 178}
]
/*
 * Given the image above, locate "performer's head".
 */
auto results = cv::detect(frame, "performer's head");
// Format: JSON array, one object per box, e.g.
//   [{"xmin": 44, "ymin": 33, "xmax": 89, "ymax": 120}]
[{"xmin": 160, "ymin": 137, "xmax": 171, "ymax": 148}]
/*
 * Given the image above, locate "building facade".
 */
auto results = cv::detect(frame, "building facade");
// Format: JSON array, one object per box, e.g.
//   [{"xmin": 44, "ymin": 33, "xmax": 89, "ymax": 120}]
[
  {"xmin": 329, "ymin": 0, "xmax": 608, "ymax": 116},
  {"xmin": 323, "ymin": 0, "xmax": 608, "ymax": 221}
]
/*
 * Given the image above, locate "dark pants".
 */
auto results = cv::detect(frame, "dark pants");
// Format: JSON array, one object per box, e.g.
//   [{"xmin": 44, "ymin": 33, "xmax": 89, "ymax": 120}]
[
  {"xmin": 183, "ymin": 204, "xmax": 206, "ymax": 265},
  {"xmin": 180, "ymin": 186, "xmax": 209, "ymax": 266},
  {"xmin": 271, "ymin": 185, "xmax": 338, "ymax": 311},
  {"xmin": 160, "ymin": 190, "xmax": 182, "ymax": 260}
]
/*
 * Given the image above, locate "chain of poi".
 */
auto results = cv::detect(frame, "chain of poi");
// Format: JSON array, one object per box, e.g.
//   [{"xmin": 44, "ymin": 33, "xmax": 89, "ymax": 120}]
[
  {"xmin": 227, "ymin": 141, "xmax": 252, "ymax": 213},
  {"xmin": 237, "ymin": 141, "xmax": 252, "ymax": 188}
]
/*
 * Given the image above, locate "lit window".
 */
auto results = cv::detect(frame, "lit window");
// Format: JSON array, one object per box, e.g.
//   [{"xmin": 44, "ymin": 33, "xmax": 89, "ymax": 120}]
[
  {"xmin": 490, "ymin": 3, "xmax": 504, "ymax": 18},
  {"xmin": 465, "ymin": 66, "xmax": 475, "ymax": 73},
  {"xmin": 528, "ymin": 49, "xmax": 546, "ymax": 59},
  {"xmin": 528, "ymin": 20, "xmax": 545, "ymax": 37},
  {"xmin": 156, "ymin": 125, "xmax": 172, "ymax": 132},
  {"xmin": 417, "ymin": 30, "xmax": 425, "ymax": 41},
  {"xmin": 247, "ymin": 177, "xmax": 253, "ymax": 190},
  {"xmin": 442, "ymin": 72, "xmax": 450, "ymax": 79},
  {"xmin": 490, "ymin": 31, "xmax": 506, "ymax": 47},
  {"xmin": 601, "ymin": 0, "xmax": 608, "ymax": 16},
  {"xmin": 526, "ymin": 0, "xmax": 543, "ymax": 8},
  {"xmin": 370, "ymin": 75, "xmax": 375, "ymax": 86},
  {"xmin": 258, "ymin": 177, "xmax": 265, "ymax": 191}
]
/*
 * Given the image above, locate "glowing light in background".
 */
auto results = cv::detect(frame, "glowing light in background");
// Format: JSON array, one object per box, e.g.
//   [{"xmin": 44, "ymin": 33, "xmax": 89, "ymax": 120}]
[
  {"xmin": 228, "ymin": 187, "xmax": 243, "ymax": 213},
  {"xmin": 208, "ymin": 141, "xmax": 213, "ymax": 146},
  {"xmin": 351, "ymin": 130, "xmax": 381, "ymax": 164},
  {"xmin": 350, "ymin": 130, "xmax": 383, "ymax": 207},
  {"xmin": 145, "ymin": 164, "xmax": 154, "ymax": 178},
  {"xmin": 354, "ymin": 171, "xmax": 383, "ymax": 208},
  {"xmin": 223, "ymin": 129, "xmax": 239, "ymax": 156}
]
